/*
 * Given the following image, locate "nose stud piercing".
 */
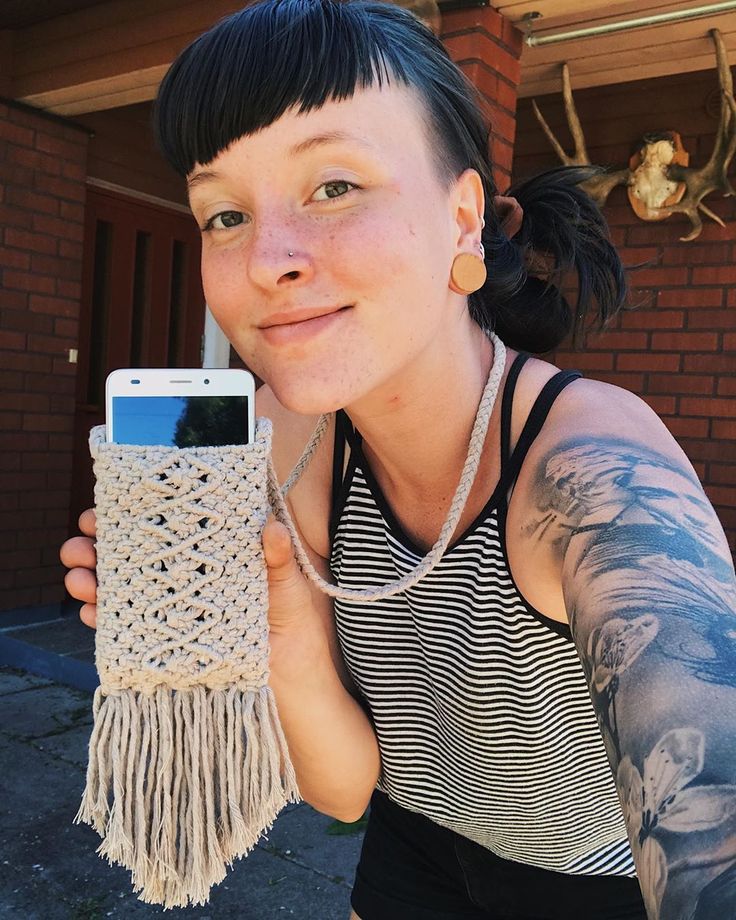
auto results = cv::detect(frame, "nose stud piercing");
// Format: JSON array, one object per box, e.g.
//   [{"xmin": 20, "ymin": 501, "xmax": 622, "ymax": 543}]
[{"xmin": 288, "ymin": 251, "xmax": 294, "ymax": 257}]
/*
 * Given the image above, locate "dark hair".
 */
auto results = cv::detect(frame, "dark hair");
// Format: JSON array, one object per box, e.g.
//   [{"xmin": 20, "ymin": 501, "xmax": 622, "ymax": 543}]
[{"xmin": 154, "ymin": 0, "xmax": 626, "ymax": 353}]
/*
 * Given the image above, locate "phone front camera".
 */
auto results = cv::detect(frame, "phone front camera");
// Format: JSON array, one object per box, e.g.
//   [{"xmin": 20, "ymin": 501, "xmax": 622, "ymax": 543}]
[{"xmin": 204, "ymin": 378, "xmax": 210, "ymax": 385}]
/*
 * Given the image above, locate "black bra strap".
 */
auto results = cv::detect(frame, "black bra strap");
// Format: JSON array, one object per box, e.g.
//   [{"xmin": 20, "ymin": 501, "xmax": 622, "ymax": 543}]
[
  {"xmin": 331, "ymin": 412, "xmax": 347, "ymax": 522},
  {"xmin": 329, "ymin": 409, "xmax": 361, "ymax": 546},
  {"xmin": 500, "ymin": 369, "xmax": 583, "ymax": 500},
  {"xmin": 500, "ymin": 351, "xmax": 532, "ymax": 474}
]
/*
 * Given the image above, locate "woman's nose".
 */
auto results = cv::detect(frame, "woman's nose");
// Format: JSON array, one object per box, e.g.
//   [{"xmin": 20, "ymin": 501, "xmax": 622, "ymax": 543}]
[{"xmin": 247, "ymin": 225, "xmax": 314, "ymax": 291}]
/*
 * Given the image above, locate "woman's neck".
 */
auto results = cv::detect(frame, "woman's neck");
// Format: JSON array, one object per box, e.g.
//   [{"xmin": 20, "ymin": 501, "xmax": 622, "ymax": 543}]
[{"xmin": 344, "ymin": 322, "xmax": 502, "ymax": 504}]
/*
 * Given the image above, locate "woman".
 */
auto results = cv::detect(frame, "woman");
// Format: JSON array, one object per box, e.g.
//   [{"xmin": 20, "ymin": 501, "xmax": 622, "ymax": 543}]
[{"xmin": 61, "ymin": 2, "xmax": 736, "ymax": 918}]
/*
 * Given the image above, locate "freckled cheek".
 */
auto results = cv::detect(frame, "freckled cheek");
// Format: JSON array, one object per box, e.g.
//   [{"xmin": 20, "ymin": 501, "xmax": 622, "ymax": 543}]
[
  {"xmin": 326, "ymin": 215, "xmax": 419, "ymax": 290},
  {"xmin": 200, "ymin": 248, "xmax": 251, "ymax": 329},
  {"xmin": 200, "ymin": 262, "xmax": 262, "ymax": 373}
]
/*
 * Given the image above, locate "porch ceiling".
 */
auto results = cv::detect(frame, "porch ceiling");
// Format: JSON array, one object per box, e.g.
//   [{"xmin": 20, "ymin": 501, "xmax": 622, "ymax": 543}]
[
  {"xmin": 0, "ymin": 0, "xmax": 110, "ymax": 31},
  {"xmin": 496, "ymin": 0, "xmax": 736, "ymax": 97},
  {"xmin": 3, "ymin": 0, "xmax": 736, "ymax": 114}
]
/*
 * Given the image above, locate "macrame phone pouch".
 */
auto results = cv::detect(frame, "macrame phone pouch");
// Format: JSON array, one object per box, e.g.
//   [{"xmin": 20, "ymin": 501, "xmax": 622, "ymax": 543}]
[{"xmin": 76, "ymin": 334, "xmax": 506, "ymax": 908}]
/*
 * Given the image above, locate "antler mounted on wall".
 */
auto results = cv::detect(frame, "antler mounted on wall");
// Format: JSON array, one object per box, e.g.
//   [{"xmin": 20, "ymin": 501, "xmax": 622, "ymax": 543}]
[{"xmin": 532, "ymin": 29, "xmax": 736, "ymax": 241}]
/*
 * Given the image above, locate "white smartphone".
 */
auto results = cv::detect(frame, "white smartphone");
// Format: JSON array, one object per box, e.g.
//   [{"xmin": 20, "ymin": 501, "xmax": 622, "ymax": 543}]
[{"xmin": 105, "ymin": 368, "xmax": 255, "ymax": 446}]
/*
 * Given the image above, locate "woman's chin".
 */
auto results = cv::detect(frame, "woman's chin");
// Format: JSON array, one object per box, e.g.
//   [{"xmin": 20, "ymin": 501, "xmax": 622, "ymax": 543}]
[{"xmin": 268, "ymin": 379, "xmax": 348, "ymax": 417}]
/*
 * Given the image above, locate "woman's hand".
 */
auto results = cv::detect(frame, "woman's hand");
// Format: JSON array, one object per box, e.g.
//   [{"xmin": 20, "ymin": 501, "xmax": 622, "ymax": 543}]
[
  {"xmin": 60, "ymin": 512, "xmax": 315, "ymax": 635},
  {"xmin": 59, "ymin": 509, "xmax": 97, "ymax": 629},
  {"xmin": 262, "ymin": 517, "xmax": 319, "ymax": 637},
  {"xmin": 262, "ymin": 520, "xmax": 380, "ymax": 822}
]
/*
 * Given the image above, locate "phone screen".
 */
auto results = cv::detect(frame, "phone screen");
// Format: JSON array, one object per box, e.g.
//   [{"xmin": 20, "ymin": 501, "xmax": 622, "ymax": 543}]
[{"xmin": 111, "ymin": 395, "xmax": 250, "ymax": 447}]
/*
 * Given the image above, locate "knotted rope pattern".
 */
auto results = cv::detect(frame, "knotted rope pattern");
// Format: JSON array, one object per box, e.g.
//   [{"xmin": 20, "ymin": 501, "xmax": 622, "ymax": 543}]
[{"xmin": 76, "ymin": 423, "xmax": 299, "ymax": 908}]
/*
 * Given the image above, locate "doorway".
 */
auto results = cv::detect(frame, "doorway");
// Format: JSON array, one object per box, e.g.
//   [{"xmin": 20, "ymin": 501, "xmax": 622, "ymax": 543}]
[{"xmin": 69, "ymin": 186, "xmax": 206, "ymax": 530}]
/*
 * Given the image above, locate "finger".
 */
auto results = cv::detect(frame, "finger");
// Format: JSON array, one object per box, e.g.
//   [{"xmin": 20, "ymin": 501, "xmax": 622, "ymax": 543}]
[
  {"xmin": 262, "ymin": 519, "xmax": 298, "ymax": 574},
  {"xmin": 79, "ymin": 603, "xmax": 97, "ymax": 630},
  {"xmin": 78, "ymin": 508, "xmax": 97, "ymax": 538},
  {"xmin": 59, "ymin": 536, "xmax": 96, "ymax": 569},
  {"xmin": 262, "ymin": 519, "xmax": 313, "ymax": 598},
  {"xmin": 64, "ymin": 567, "xmax": 97, "ymax": 605}
]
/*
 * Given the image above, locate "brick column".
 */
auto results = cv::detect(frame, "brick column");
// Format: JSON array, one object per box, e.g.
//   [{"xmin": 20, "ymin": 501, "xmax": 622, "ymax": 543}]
[
  {"xmin": 442, "ymin": 5, "xmax": 523, "ymax": 193},
  {"xmin": 0, "ymin": 100, "xmax": 89, "ymax": 615}
]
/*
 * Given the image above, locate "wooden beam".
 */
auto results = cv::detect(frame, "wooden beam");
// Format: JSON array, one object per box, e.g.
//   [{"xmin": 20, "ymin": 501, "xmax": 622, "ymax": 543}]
[
  {"xmin": 7, "ymin": 0, "xmax": 736, "ymax": 114},
  {"xmin": 19, "ymin": 65, "xmax": 168, "ymax": 113},
  {"xmin": 522, "ymin": 11, "xmax": 736, "ymax": 65},
  {"xmin": 497, "ymin": 0, "xmax": 710, "ymax": 24},
  {"xmin": 521, "ymin": 24, "xmax": 736, "ymax": 96},
  {"xmin": 10, "ymin": 0, "xmax": 243, "ymax": 115},
  {"xmin": 521, "ymin": 53, "xmax": 732, "ymax": 96}
]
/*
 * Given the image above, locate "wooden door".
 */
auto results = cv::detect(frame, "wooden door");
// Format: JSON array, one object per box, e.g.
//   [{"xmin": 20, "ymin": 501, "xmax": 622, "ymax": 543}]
[{"xmin": 69, "ymin": 187, "xmax": 205, "ymax": 530}]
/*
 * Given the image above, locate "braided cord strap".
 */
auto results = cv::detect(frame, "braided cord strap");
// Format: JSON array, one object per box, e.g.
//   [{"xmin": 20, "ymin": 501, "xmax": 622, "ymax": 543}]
[
  {"xmin": 268, "ymin": 333, "xmax": 506, "ymax": 601},
  {"xmin": 75, "ymin": 420, "xmax": 299, "ymax": 909}
]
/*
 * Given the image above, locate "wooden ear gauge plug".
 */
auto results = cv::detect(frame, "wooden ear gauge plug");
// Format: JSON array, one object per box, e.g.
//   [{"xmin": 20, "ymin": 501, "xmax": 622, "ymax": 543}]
[{"xmin": 451, "ymin": 252, "xmax": 487, "ymax": 295}]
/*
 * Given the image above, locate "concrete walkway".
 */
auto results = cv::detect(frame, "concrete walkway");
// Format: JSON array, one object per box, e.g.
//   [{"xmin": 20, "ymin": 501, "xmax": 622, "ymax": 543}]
[{"xmin": 0, "ymin": 617, "xmax": 364, "ymax": 920}]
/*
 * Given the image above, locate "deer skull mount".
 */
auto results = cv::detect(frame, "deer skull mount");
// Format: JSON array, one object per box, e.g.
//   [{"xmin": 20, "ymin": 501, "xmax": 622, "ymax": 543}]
[
  {"xmin": 628, "ymin": 131, "xmax": 690, "ymax": 220},
  {"xmin": 532, "ymin": 29, "xmax": 736, "ymax": 241}
]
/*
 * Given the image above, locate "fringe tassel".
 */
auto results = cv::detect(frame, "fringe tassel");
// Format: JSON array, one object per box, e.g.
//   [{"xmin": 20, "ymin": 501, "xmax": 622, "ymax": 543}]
[{"xmin": 74, "ymin": 684, "xmax": 300, "ymax": 908}]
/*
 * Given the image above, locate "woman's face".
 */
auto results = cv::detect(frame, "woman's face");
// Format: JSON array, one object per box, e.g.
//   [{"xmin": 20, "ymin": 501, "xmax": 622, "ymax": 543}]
[{"xmin": 187, "ymin": 81, "xmax": 481, "ymax": 415}]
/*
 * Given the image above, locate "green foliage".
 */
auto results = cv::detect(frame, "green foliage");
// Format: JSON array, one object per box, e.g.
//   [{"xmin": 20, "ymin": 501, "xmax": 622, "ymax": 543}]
[
  {"xmin": 173, "ymin": 396, "xmax": 246, "ymax": 447},
  {"xmin": 325, "ymin": 813, "xmax": 368, "ymax": 836}
]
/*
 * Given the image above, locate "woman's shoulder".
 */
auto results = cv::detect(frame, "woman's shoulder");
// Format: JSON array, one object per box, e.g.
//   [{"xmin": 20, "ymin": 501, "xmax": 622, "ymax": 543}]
[
  {"xmin": 513, "ymin": 351, "xmax": 687, "ymax": 471},
  {"xmin": 514, "ymin": 359, "xmax": 689, "ymax": 493},
  {"xmin": 506, "ymin": 354, "xmax": 694, "ymax": 621},
  {"xmin": 529, "ymin": 360, "xmax": 677, "ymax": 452}
]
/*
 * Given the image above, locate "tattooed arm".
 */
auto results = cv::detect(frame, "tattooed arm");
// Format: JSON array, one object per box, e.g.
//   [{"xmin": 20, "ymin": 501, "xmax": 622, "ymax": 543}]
[{"xmin": 527, "ymin": 384, "xmax": 736, "ymax": 920}]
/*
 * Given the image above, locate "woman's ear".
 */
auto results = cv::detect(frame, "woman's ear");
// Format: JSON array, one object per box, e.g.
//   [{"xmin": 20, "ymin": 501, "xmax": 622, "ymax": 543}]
[
  {"xmin": 448, "ymin": 169, "xmax": 486, "ymax": 296},
  {"xmin": 452, "ymin": 168, "xmax": 485, "ymax": 252}
]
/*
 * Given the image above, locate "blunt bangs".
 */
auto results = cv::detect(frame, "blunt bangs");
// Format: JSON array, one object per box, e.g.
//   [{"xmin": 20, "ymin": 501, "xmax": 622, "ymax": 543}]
[{"xmin": 154, "ymin": 0, "xmax": 469, "ymax": 177}]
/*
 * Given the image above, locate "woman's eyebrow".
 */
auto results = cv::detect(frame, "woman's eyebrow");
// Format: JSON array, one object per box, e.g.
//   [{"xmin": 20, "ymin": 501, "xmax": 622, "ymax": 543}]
[
  {"xmin": 187, "ymin": 170, "xmax": 219, "ymax": 190},
  {"xmin": 186, "ymin": 131, "xmax": 376, "ymax": 190},
  {"xmin": 289, "ymin": 130, "xmax": 376, "ymax": 157}
]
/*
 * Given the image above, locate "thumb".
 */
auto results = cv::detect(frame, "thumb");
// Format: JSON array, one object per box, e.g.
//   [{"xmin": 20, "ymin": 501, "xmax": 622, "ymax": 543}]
[
  {"xmin": 262, "ymin": 518, "xmax": 297, "ymax": 571},
  {"xmin": 263, "ymin": 517, "xmax": 312, "ymax": 587},
  {"xmin": 262, "ymin": 517, "xmax": 313, "ymax": 629}
]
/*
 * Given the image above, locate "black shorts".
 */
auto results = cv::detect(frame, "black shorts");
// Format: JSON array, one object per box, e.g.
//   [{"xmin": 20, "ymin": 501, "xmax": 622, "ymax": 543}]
[{"xmin": 350, "ymin": 791, "xmax": 647, "ymax": 920}]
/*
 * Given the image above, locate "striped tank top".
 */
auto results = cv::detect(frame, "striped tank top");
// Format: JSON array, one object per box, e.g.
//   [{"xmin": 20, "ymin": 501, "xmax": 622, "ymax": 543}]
[{"xmin": 328, "ymin": 351, "xmax": 636, "ymax": 878}]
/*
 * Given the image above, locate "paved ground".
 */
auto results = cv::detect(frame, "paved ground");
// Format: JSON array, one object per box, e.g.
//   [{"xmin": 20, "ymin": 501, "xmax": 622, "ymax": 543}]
[{"xmin": 0, "ymin": 662, "xmax": 365, "ymax": 920}]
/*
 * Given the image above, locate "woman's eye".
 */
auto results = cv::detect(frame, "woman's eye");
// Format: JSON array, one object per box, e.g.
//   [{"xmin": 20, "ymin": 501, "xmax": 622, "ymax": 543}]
[
  {"xmin": 313, "ymin": 180, "xmax": 356, "ymax": 201},
  {"xmin": 202, "ymin": 210, "xmax": 245, "ymax": 231}
]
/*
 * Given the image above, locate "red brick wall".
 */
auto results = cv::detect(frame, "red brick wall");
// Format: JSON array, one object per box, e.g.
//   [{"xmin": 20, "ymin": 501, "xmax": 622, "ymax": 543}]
[
  {"xmin": 0, "ymin": 100, "xmax": 89, "ymax": 612},
  {"xmin": 513, "ymin": 69, "xmax": 736, "ymax": 553},
  {"xmin": 442, "ymin": 7, "xmax": 523, "ymax": 192}
]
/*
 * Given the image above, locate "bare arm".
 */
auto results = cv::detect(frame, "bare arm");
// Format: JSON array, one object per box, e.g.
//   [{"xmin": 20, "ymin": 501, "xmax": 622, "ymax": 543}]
[
  {"xmin": 265, "ymin": 520, "xmax": 380, "ymax": 822},
  {"xmin": 258, "ymin": 385, "xmax": 380, "ymax": 822},
  {"xmin": 527, "ymin": 392, "xmax": 736, "ymax": 920}
]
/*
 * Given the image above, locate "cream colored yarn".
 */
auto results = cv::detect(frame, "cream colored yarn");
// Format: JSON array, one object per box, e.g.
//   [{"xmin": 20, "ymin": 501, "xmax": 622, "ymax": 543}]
[
  {"xmin": 76, "ymin": 419, "xmax": 299, "ymax": 908},
  {"xmin": 271, "ymin": 333, "xmax": 507, "ymax": 601},
  {"xmin": 76, "ymin": 332, "xmax": 506, "ymax": 909}
]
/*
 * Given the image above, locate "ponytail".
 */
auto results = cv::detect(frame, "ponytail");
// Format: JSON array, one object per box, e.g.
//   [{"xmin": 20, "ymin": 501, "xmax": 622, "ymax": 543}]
[{"xmin": 472, "ymin": 166, "xmax": 627, "ymax": 354}]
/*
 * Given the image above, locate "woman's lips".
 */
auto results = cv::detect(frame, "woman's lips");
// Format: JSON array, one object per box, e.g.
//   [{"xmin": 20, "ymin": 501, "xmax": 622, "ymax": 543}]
[{"xmin": 260, "ymin": 306, "xmax": 351, "ymax": 345}]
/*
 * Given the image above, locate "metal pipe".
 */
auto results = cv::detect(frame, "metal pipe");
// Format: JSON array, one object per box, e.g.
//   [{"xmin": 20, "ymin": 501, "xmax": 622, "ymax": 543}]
[{"xmin": 525, "ymin": 1, "xmax": 736, "ymax": 47}]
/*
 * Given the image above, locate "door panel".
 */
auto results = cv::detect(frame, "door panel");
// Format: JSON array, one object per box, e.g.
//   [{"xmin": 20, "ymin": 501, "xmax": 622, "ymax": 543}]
[{"xmin": 69, "ymin": 187, "xmax": 205, "ymax": 531}]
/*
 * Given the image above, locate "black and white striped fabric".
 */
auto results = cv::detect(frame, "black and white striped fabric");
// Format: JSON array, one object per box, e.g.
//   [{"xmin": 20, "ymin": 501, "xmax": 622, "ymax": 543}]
[{"xmin": 328, "ymin": 353, "xmax": 636, "ymax": 878}]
